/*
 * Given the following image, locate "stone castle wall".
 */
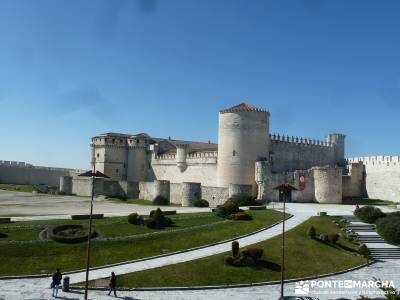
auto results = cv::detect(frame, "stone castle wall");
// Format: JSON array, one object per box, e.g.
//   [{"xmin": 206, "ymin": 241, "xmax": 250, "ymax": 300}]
[
  {"xmin": 269, "ymin": 134, "xmax": 335, "ymax": 173},
  {"xmin": 347, "ymin": 156, "xmax": 400, "ymax": 202},
  {"xmin": 150, "ymin": 152, "xmax": 218, "ymax": 186},
  {"xmin": 0, "ymin": 161, "xmax": 81, "ymax": 187}
]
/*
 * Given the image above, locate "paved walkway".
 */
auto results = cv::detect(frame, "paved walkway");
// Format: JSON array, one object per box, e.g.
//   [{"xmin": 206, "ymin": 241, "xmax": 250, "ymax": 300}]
[{"xmin": 0, "ymin": 203, "xmax": 398, "ymax": 299}]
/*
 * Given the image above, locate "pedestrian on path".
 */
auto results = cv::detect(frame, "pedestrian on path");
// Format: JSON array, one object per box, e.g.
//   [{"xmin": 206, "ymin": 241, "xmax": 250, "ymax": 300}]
[
  {"xmin": 51, "ymin": 268, "xmax": 62, "ymax": 297},
  {"xmin": 107, "ymin": 272, "xmax": 117, "ymax": 297}
]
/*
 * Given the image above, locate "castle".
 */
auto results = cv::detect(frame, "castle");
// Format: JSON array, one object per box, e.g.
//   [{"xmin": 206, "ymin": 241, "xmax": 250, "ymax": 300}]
[
  {"xmin": 68, "ymin": 102, "xmax": 397, "ymax": 206},
  {"xmin": 1, "ymin": 103, "xmax": 398, "ymax": 205}
]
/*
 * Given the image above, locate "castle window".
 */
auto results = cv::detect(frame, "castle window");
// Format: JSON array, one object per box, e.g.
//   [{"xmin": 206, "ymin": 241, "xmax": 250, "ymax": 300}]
[
  {"xmin": 116, "ymin": 168, "xmax": 119, "ymax": 174},
  {"xmin": 96, "ymin": 153, "xmax": 100, "ymax": 158},
  {"xmin": 120, "ymin": 139, "xmax": 123, "ymax": 143},
  {"xmin": 112, "ymin": 139, "xmax": 115, "ymax": 143},
  {"xmin": 123, "ymin": 163, "xmax": 126, "ymax": 168},
  {"xmin": 232, "ymin": 150, "xmax": 236, "ymax": 156}
]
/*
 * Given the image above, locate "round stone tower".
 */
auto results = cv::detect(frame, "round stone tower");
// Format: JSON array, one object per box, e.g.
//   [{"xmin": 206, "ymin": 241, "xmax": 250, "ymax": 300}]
[
  {"xmin": 217, "ymin": 103, "xmax": 269, "ymax": 187},
  {"xmin": 313, "ymin": 166, "xmax": 342, "ymax": 204}
]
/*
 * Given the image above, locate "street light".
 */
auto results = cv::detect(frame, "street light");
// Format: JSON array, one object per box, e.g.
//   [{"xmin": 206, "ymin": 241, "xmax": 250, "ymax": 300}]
[
  {"xmin": 78, "ymin": 168, "xmax": 109, "ymax": 300},
  {"xmin": 273, "ymin": 183, "xmax": 297, "ymax": 300}
]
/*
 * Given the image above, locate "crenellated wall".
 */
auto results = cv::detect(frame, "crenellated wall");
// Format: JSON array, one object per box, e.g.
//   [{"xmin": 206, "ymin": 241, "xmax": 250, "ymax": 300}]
[
  {"xmin": 347, "ymin": 156, "xmax": 400, "ymax": 202},
  {"xmin": 269, "ymin": 133, "xmax": 336, "ymax": 173}
]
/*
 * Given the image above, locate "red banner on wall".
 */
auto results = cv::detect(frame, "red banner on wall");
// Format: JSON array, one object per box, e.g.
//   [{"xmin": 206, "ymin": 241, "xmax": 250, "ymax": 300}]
[{"xmin": 299, "ymin": 171, "xmax": 306, "ymax": 191}]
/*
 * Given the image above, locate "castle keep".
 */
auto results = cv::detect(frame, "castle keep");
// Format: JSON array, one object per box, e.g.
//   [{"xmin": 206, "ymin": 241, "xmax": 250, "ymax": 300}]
[{"xmin": 56, "ymin": 102, "xmax": 399, "ymax": 206}]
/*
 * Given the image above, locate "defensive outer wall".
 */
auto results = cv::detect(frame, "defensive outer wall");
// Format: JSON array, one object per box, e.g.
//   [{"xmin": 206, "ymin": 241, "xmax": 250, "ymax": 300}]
[{"xmin": 0, "ymin": 161, "xmax": 82, "ymax": 187}]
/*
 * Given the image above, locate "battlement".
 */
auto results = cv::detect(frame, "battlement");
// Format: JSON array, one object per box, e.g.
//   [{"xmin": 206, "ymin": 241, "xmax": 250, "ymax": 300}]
[
  {"xmin": 269, "ymin": 133, "xmax": 333, "ymax": 148},
  {"xmin": 347, "ymin": 156, "xmax": 400, "ymax": 167},
  {"xmin": 155, "ymin": 151, "xmax": 218, "ymax": 160},
  {"xmin": 0, "ymin": 160, "xmax": 83, "ymax": 173}
]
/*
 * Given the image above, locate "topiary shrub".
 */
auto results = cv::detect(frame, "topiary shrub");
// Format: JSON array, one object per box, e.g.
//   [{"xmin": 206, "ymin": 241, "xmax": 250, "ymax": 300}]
[
  {"xmin": 241, "ymin": 247, "xmax": 264, "ymax": 262},
  {"xmin": 229, "ymin": 212, "xmax": 252, "ymax": 221},
  {"xmin": 376, "ymin": 215, "xmax": 400, "ymax": 245},
  {"xmin": 193, "ymin": 199, "xmax": 209, "ymax": 207},
  {"xmin": 327, "ymin": 233, "xmax": 340, "ymax": 244},
  {"xmin": 145, "ymin": 208, "xmax": 174, "ymax": 229},
  {"xmin": 232, "ymin": 241, "xmax": 239, "ymax": 258},
  {"xmin": 222, "ymin": 199, "xmax": 240, "ymax": 215},
  {"xmin": 358, "ymin": 244, "xmax": 371, "ymax": 265},
  {"xmin": 307, "ymin": 226, "xmax": 316, "ymax": 239},
  {"xmin": 224, "ymin": 255, "xmax": 234, "ymax": 265},
  {"xmin": 153, "ymin": 195, "xmax": 169, "ymax": 206},
  {"xmin": 127, "ymin": 213, "xmax": 143, "ymax": 225},
  {"xmin": 354, "ymin": 206, "xmax": 385, "ymax": 224}
]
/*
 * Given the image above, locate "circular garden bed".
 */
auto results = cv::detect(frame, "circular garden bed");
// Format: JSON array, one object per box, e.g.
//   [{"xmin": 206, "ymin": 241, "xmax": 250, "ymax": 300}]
[{"xmin": 48, "ymin": 224, "xmax": 98, "ymax": 244}]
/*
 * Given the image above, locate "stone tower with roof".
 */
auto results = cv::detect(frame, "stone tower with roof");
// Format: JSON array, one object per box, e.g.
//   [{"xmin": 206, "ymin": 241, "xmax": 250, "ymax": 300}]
[{"xmin": 216, "ymin": 103, "xmax": 270, "ymax": 187}]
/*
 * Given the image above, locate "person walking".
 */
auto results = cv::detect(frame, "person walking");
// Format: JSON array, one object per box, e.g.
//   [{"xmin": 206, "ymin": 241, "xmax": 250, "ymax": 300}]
[
  {"xmin": 51, "ymin": 268, "xmax": 62, "ymax": 297},
  {"xmin": 107, "ymin": 272, "xmax": 117, "ymax": 297}
]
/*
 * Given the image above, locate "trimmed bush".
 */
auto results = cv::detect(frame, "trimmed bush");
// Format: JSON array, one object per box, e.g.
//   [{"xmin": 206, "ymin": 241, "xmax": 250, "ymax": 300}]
[
  {"xmin": 307, "ymin": 226, "xmax": 316, "ymax": 239},
  {"xmin": 229, "ymin": 212, "xmax": 252, "ymax": 221},
  {"xmin": 146, "ymin": 208, "xmax": 174, "ymax": 229},
  {"xmin": 222, "ymin": 199, "xmax": 240, "ymax": 215},
  {"xmin": 224, "ymin": 255, "xmax": 234, "ymax": 265},
  {"xmin": 153, "ymin": 195, "xmax": 169, "ymax": 206},
  {"xmin": 127, "ymin": 213, "xmax": 143, "ymax": 225},
  {"xmin": 241, "ymin": 247, "xmax": 264, "ymax": 261},
  {"xmin": 354, "ymin": 206, "xmax": 385, "ymax": 224},
  {"xmin": 0, "ymin": 232, "xmax": 7, "ymax": 238},
  {"xmin": 376, "ymin": 215, "xmax": 400, "ymax": 245},
  {"xmin": 327, "ymin": 234, "xmax": 340, "ymax": 244},
  {"xmin": 193, "ymin": 199, "xmax": 209, "ymax": 207},
  {"xmin": 232, "ymin": 241, "xmax": 239, "ymax": 258},
  {"xmin": 358, "ymin": 244, "xmax": 370, "ymax": 258}
]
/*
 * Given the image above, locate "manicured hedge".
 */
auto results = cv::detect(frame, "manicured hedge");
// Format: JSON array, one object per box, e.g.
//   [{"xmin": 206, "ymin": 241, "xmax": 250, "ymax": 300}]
[
  {"xmin": 354, "ymin": 206, "xmax": 385, "ymax": 224},
  {"xmin": 376, "ymin": 215, "xmax": 400, "ymax": 245}
]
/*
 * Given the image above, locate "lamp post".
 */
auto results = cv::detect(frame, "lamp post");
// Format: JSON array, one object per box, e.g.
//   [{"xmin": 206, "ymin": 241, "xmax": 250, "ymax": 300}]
[
  {"xmin": 78, "ymin": 167, "xmax": 109, "ymax": 300},
  {"xmin": 273, "ymin": 183, "xmax": 297, "ymax": 300}
]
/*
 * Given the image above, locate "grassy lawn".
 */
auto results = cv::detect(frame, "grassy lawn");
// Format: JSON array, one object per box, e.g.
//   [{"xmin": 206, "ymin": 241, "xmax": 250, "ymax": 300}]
[
  {"xmin": 108, "ymin": 198, "xmax": 181, "ymax": 207},
  {"xmin": 0, "ymin": 183, "xmax": 35, "ymax": 193},
  {"xmin": 0, "ymin": 210, "xmax": 283, "ymax": 276},
  {"xmin": 110, "ymin": 216, "xmax": 365, "ymax": 288}
]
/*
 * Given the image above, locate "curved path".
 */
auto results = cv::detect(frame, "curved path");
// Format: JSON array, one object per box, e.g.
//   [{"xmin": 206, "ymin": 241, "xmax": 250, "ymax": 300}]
[{"xmin": 0, "ymin": 203, "xmax": 398, "ymax": 299}]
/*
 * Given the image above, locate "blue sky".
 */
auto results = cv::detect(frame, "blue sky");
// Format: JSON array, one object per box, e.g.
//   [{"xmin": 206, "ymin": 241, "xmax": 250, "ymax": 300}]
[{"xmin": 0, "ymin": 0, "xmax": 399, "ymax": 169}]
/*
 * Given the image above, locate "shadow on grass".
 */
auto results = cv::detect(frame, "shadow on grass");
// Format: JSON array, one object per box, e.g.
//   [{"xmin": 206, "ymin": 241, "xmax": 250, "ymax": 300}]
[
  {"xmin": 250, "ymin": 260, "xmax": 282, "ymax": 272},
  {"xmin": 315, "ymin": 238, "xmax": 358, "ymax": 253},
  {"xmin": 0, "ymin": 232, "xmax": 8, "ymax": 238}
]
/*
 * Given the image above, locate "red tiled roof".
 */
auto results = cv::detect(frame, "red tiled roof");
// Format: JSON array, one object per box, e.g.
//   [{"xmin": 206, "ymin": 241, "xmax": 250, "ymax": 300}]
[{"xmin": 220, "ymin": 102, "xmax": 268, "ymax": 113}]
